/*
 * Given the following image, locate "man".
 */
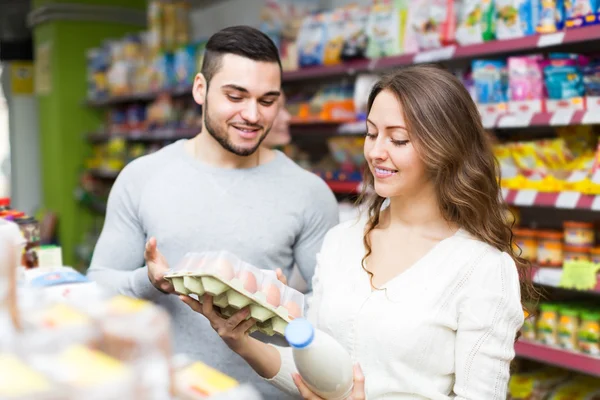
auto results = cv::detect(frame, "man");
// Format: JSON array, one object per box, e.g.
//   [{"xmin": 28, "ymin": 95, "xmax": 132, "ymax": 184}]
[
  {"xmin": 87, "ymin": 26, "xmax": 338, "ymax": 399},
  {"xmin": 261, "ymin": 93, "xmax": 292, "ymax": 149}
]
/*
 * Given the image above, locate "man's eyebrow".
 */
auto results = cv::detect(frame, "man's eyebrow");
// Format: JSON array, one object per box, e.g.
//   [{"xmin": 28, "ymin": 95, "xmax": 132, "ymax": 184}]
[{"xmin": 221, "ymin": 84, "xmax": 281, "ymax": 98}]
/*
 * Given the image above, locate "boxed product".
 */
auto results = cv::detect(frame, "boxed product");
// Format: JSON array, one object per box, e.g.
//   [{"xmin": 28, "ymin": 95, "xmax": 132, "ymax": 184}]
[
  {"xmin": 537, "ymin": 0, "xmax": 565, "ymax": 33},
  {"xmin": 456, "ymin": 0, "xmax": 496, "ymax": 45},
  {"xmin": 508, "ymin": 55, "xmax": 545, "ymax": 113},
  {"xmin": 340, "ymin": 6, "xmax": 370, "ymax": 62},
  {"xmin": 165, "ymin": 251, "xmax": 305, "ymax": 337},
  {"xmin": 496, "ymin": 0, "xmax": 541, "ymax": 40},
  {"xmin": 366, "ymin": 1, "xmax": 403, "ymax": 58},
  {"xmin": 296, "ymin": 12, "xmax": 328, "ymax": 67},
  {"xmin": 411, "ymin": 0, "xmax": 457, "ymax": 50},
  {"xmin": 565, "ymin": 0, "xmax": 597, "ymax": 28}
]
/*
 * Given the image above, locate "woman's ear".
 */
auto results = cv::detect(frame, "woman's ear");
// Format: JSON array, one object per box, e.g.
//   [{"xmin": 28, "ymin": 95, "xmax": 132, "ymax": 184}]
[{"xmin": 192, "ymin": 73, "xmax": 207, "ymax": 106}]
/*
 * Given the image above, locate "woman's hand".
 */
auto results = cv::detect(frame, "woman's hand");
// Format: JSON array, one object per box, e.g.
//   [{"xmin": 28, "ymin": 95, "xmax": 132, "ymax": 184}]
[
  {"xmin": 179, "ymin": 268, "xmax": 289, "ymax": 354},
  {"xmin": 292, "ymin": 364, "xmax": 366, "ymax": 400},
  {"xmin": 179, "ymin": 293, "xmax": 256, "ymax": 354}
]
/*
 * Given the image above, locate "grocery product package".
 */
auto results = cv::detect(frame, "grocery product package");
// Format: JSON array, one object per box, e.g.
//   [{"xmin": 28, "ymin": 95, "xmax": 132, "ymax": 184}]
[
  {"xmin": 496, "ymin": 0, "xmax": 541, "ymax": 40},
  {"xmin": 365, "ymin": 1, "xmax": 404, "ymax": 58},
  {"xmin": 296, "ymin": 12, "xmax": 328, "ymax": 67},
  {"xmin": 165, "ymin": 251, "xmax": 305, "ymax": 337},
  {"xmin": 537, "ymin": 0, "xmax": 565, "ymax": 33},
  {"xmin": 472, "ymin": 59, "xmax": 509, "ymax": 104},
  {"xmin": 507, "ymin": 368, "xmax": 571, "ymax": 399},
  {"xmin": 411, "ymin": 0, "xmax": 458, "ymax": 50},
  {"xmin": 340, "ymin": 6, "xmax": 370, "ymax": 62},
  {"xmin": 323, "ymin": 8, "xmax": 346, "ymax": 65},
  {"xmin": 565, "ymin": 0, "xmax": 597, "ymax": 28},
  {"xmin": 456, "ymin": 0, "xmax": 496, "ymax": 45}
]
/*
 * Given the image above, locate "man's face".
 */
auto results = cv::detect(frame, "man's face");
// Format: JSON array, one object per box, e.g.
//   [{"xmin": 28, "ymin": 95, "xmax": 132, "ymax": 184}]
[{"xmin": 197, "ymin": 54, "xmax": 281, "ymax": 156}]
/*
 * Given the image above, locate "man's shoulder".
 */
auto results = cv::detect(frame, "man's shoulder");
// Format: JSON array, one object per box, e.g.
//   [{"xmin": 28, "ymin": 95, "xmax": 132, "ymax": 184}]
[
  {"xmin": 274, "ymin": 152, "xmax": 334, "ymax": 193},
  {"xmin": 118, "ymin": 140, "xmax": 184, "ymax": 181}
]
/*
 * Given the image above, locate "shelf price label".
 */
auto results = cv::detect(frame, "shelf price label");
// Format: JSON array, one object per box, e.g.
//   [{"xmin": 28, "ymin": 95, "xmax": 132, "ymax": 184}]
[
  {"xmin": 537, "ymin": 32, "xmax": 565, "ymax": 48},
  {"xmin": 555, "ymin": 191, "xmax": 580, "ymax": 209},
  {"xmin": 514, "ymin": 190, "xmax": 537, "ymax": 206},
  {"xmin": 413, "ymin": 46, "xmax": 456, "ymax": 64}
]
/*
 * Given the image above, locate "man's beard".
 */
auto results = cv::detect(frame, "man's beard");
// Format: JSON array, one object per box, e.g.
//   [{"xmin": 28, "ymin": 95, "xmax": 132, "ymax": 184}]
[{"xmin": 203, "ymin": 98, "xmax": 270, "ymax": 157}]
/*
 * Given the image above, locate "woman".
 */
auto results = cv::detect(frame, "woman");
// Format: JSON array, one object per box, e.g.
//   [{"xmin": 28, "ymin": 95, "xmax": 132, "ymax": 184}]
[{"xmin": 180, "ymin": 65, "xmax": 534, "ymax": 399}]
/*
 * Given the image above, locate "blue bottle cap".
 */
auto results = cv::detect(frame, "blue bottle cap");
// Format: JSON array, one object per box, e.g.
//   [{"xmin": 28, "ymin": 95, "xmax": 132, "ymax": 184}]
[{"xmin": 285, "ymin": 318, "xmax": 315, "ymax": 349}]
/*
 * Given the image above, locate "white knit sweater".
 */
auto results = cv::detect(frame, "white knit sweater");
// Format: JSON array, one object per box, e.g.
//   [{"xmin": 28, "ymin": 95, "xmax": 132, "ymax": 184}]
[{"xmin": 267, "ymin": 218, "xmax": 524, "ymax": 399}]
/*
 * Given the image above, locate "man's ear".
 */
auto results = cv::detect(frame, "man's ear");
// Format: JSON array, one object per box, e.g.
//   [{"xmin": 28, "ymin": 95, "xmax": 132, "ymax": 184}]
[{"xmin": 192, "ymin": 73, "xmax": 207, "ymax": 106}]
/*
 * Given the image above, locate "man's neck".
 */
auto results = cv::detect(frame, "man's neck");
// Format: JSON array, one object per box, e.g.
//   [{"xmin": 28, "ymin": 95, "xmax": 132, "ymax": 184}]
[{"xmin": 186, "ymin": 131, "xmax": 271, "ymax": 169}]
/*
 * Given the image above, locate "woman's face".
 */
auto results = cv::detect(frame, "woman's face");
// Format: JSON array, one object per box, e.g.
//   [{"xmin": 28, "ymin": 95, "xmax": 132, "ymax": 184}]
[
  {"xmin": 262, "ymin": 96, "xmax": 292, "ymax": 148},
  {"xmin": 364, "ymin": 89, "xmax": 430, "ymax": 199}
]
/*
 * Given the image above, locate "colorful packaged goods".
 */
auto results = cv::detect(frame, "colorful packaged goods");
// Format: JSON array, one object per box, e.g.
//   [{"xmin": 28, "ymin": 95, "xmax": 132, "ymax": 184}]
[
  {"xmin": 411, "ymin": 0, "xmax": 457, "ymax": 50},
  {"xmin": 563, "ymin": 221, "xmax": 595, "ymax": 247},
  {"xmin": 472, "ymin": 60, "xmax": 509, "ymax": 104},
  {"xmin": 577, "ymin": 310, "xmax": 600, "ymax": 355},
  {"xmin": 537, "ymin": 231, "xmax": 564, "ymax": 267},
  {"xmin": 513, "ymin": 228, "xmax": 538, "ymax": 262},
  {"xmin": 536, "ymin": 303, "xmax": 560, "ymax": 346},
  {"xmin": 537, "ymin": 0, "xmax": 566, "ymax": 33},
  {"xmin": 456, "ymin": 0, "xmax": 496, "ymax": 45},
  {"xmin": 565, "ymin": 0, "xmax": 597, "ymax": 28},
  {"xmin": 340, "ymin": 6, "xmax": 370, "ymax": 62},
  {"xmin": 323, "ymin": 9, "xmax": 346, "ymax": 65},
  {"xmin": 557, "ymin": 306, "xmax": 580, "ymax": 350},
  {"xmin": 366, "ymin": 2, "xmax": 404, "ymax": 58},
  {"xmin": 296, "ymin": 12, "xmax": 328, "ymax": 67},
  {"xmin": 496, "ymin": 0, "xmax": 541, "ymax": 40}
]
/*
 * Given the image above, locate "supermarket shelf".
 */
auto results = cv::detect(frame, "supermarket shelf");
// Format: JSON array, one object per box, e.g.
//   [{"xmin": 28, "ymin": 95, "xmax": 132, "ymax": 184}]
[
  {"xmin": 325, "ymin": 180, "xmax": 361, "ymax": 194},
  {"xmin": 282, "ymin": 25, "xmax": 600, "ymax": 82},
  {"xmin": 503, "ymin": 189, "xmax": 600, "ymax": 210},
  {"xmin": 533, "ymin": 267, "xmax": 600, "ymax": 293},
  {"xmin": 515, "ymin": 340, "xmax": 600, "ymax": 377},
  {"xmin": 484, "ymin": 109, "xmax": 600, "ymax": 129},
  {"xmin": 86, "ymin": 128, "xmax": 197, "ymax": 143},
  {"xmin": 85, "ymin": 85, "xmax": 192, "ymax": 107},
  {"xmin": 293, "ymin": 109, "xmax": 600, "ymax": 135},
  {"xmin": 87, "ymin": 169, "xmax": 119, "ymax": 180}
]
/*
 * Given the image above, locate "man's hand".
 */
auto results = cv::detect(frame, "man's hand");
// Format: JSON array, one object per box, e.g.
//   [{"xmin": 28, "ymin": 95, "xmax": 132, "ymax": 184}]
[{"xmin": 144, "ymin": 237, "xmax": 174, "ymax": 294}]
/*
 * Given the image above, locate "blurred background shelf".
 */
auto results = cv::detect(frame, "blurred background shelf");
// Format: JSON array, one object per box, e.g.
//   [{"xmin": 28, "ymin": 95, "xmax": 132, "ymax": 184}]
[{"xmin": 515, "ymin": 341, "xmax": 600, "ymax": 377}]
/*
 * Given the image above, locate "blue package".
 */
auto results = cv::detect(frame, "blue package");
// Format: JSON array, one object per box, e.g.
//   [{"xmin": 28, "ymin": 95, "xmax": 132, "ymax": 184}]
[
  {"xmin": 496, "ymin": 0, "xmax": 541, "ymax": 39},
  {"xmin": 173, "ymin": 44, "xmax": 197, "ymax": 88},
  {"xmin": 472, "ymin": 60, "xmax": 509, "ymax": 104},
  {"xmin": 29, "ymin": 270, "xmax": 89, "ymax": 288},
  {"xmin": 583, "ymin": 60, "xmax": 600, "ymax": 95},
  {"xmin": 565, "ymin": 0, "xmax": 597, "ymax": 28},
  {"xmin": 537, "ymin": 0, "xmax": 565, "ymax": 32},
  {"xmin": 297, "ymin": 12, "xmax": 328, "ymax": 67},
  {"xmin": 543, "ymin": 58, "xmax": 585, "ymax": 99}
]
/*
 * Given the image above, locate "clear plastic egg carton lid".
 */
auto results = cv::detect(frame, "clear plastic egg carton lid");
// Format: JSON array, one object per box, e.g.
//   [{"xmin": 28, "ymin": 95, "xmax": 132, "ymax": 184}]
[{"xmin": 165, "ymin": 251, "xmax": 305, "ymax": 336}]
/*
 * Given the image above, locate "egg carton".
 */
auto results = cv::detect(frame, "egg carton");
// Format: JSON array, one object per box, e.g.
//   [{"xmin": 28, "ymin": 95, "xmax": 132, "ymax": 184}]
[{"xmin": 165, "ymin": 251, "xmax": 305, "ymax": 337}]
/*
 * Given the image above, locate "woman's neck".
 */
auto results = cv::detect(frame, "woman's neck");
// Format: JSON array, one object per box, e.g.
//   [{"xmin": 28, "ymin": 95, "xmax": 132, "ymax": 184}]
[{"xmin": 382, "ymin": 185, "xmax": 456, "ymax": 238}]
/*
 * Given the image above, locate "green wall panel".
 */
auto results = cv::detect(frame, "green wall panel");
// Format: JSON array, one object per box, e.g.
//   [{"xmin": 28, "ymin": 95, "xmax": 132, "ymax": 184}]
[{"xmin": 33, "ymin": 1, "xmax": 145, "ymax": 268}]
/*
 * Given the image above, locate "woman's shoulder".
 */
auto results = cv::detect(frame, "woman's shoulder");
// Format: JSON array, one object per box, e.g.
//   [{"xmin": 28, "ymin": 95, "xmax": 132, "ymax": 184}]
[
  {"xmin": 451, "ymin": 230, "xmax": 520, "ymax": 284},
  {"xmin": 324, "ymin": 216, "xmax": 367, "ymax": 241}
]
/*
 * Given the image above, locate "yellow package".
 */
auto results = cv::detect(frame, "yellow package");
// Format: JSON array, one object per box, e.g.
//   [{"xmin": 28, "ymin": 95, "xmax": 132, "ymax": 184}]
[
  {"xmin": 0, "ymin": 354, "xmax": 58, "ymax": 398},
  {"xmin": 55, "ymin": 345, "xmax": 133, "ymax": 389},
  {"xmin": 175, "ymin": 361, "xmax": 239, "ymax": 399},
  {"xmin": 323, "ymin": 9, "xmax": 346, "ymax": 65}
]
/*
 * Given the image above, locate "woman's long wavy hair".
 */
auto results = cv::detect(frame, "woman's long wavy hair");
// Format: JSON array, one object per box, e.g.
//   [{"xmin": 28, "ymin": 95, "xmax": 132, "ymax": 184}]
[{"xmin": 358, "ymin": 65, "xmax": 537, "ymax": 313}]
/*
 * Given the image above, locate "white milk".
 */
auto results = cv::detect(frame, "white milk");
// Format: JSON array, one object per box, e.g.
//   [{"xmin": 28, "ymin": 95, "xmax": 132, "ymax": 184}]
[{"xmin": 285, "ymin": 318, "xmax": 354, "ymax": 400}]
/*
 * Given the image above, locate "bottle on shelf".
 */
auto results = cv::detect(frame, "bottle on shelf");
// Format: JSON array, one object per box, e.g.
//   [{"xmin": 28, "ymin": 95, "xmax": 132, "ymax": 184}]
[{"xmin": 285, "ymin": 318, "xmax": 354, "ymax": 400}]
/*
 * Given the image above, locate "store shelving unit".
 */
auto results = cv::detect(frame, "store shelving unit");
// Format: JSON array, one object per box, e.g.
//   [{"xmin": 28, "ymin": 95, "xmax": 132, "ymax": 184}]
[
  {"xmin": 81, "ymin": 21, "xmax": 600, "ymax": 380},
  {"xmin": 281, "ymin": 25, "xmax": 600, "ymax": 82},
  {"xmin": 515, "ymin": 341, "xmax": 600, "ymax": 377},
  {"xmin": 86, "ymin": 128, "xmax": 197, "ymax": 143}
]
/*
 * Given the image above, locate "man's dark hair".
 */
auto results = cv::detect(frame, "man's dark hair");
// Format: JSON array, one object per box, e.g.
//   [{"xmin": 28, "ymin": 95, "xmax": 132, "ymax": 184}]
[{"xmin": 201, "ymin": 25, "xmax": 282, "ymax": 84}]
